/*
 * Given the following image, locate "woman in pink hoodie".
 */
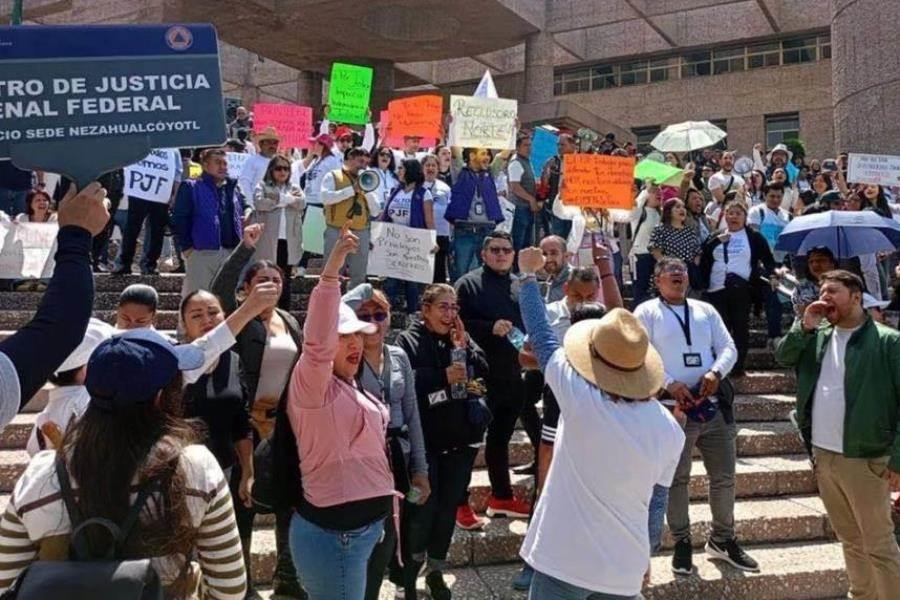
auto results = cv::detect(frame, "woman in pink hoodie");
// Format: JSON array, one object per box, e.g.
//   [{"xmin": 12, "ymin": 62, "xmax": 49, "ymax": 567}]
[{"xmin": 286, "ymin": 222, "xmax": 397, "ymax": 599}]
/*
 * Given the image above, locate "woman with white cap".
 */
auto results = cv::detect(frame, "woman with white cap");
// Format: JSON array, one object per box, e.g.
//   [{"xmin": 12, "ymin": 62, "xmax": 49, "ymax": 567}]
[
  {"xmin": 0, "ymin": 329, "xmax": 247, "ymax": 599},
  {"xmin": 283, "ymin": 222, "xmax": 398, "ymax": 600},
  {"xmin": 515, "ymin": 246, "xmax": 685, "ymax": 600}
]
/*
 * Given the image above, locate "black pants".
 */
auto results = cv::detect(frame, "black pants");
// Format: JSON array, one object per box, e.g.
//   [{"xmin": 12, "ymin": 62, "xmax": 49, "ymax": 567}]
[
  {"xmin": 707, "ymin": 284, "xmax": 751, "ymax": 372},
  {"xmin": 276, "ymin": 239, "xmax": 291, "ymax": 310},
  {"xmin": 92, "ymin": 194, "xmax": 121, "ymax": 267},
  {"xmin": 521, "ymin": 370, "xmax": 543, "ymax": 458},
  {"xmin": 117, "ymin": 197, "xmax": 168, "ymax": 271},
  {"xmin": 433, "ymin": 235, "xmax": 450, "ymax": 284},
  {"xmin": 486, "ymin": 375, "xmax": 525, "ymax": 499}
]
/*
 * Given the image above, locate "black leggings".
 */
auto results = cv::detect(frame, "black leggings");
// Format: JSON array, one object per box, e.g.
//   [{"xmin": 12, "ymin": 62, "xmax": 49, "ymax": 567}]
[{"xmin": 707, "ymin": 284, "xmax": 751, "ymax": 372}]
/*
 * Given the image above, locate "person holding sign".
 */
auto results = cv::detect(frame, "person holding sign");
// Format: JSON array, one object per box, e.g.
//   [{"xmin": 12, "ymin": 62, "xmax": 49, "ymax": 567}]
[
  {"xmin": 250, "ymin": 155, "xmax": 305, "ymax": 309},
  {"xmin": 445, "ymin": 148, "xmax": 505, "ymax": 280},
  {"xmin": 171, "ymin": 148, "xmax": 246, "ymax": 299},
  {"xmin": 320, "ymin": 147, "xmax": 380, "ymax": 287},
  {"xmin": 379, "ymin": 159, "xmax": 435, "ymax": 312}
]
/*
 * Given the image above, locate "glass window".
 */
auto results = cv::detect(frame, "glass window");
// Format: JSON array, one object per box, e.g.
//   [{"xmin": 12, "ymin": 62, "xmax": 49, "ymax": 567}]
[
  {"xmin": 649, "ymin": 58, "xmax": 673, "ymax": 82},
  {"xmin": 765, "ymin": 113, "xmax": 800, "ymax": 147},
  {"xmin": 782, "ymin": 37, "xmax": 817, "ymax": 64},
  {"xmin": 560, "ymin": 69, "xmax": 590, "ymax": 94},
  {"xmin": 819, "ymin": 34, "xmax": 831, "ymax": 59},
  {"xmin": 620, "ymin": 61, "xmax": 648, "ymax": 86},
  {"xmin": 713, "ymin": 46, "xmax": 745, "ymax": 74},
  {"xmin": 553, "ymin": 79, "xmax": 562, "ymax": 96},
  {"xmin": 632, "ymin": 126, "xmax": 661, "ymax": 155},
  {"xmin": 681, "ymin": 51, "xmax": 711, "ymax": 78},
  {"xmin": 709, "ymin": 119, "xmax": 728, "ymax": 150},
  {"xmin": 747, "ymin": 42, "xmax": 780, "ymax": 69},
  {"xmin": 591, "ymin": 65, "xmax": 617, "ymax": 89}
]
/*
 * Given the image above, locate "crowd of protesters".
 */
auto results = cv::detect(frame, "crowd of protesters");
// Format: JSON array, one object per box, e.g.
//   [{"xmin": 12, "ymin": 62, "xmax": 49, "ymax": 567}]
[{"xmin": 0, "ymin": 106, "xmax": 899, "ymax": 600}]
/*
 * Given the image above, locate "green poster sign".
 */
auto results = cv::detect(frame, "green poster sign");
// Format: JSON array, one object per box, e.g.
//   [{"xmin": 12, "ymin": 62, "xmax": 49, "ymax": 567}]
[
  {"xmin": 634, "ymin": 158, "xmax": 683, "ymax": 185},
  {"xmin": 328, "ymin": 63, "xmax": 373, "ymax": 125}
]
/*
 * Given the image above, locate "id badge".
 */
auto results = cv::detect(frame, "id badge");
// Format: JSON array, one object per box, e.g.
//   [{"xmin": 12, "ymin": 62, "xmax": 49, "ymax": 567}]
[
  {"xmin": 683, "ymin": 353, "xmax": 702, "ymax": 368},
  {"xmin": 428, "ymin": 389, "xmax": 449, "ymax": 407}
]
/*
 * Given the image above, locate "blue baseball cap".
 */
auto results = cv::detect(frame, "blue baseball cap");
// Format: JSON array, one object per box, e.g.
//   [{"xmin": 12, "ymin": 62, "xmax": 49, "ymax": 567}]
[{"xmin": 85, "ymin": 329, "xmax": 204, "ymax": 411}]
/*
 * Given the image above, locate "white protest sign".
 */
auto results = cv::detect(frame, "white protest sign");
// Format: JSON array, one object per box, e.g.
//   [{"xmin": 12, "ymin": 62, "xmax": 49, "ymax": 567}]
[
  {"xmin": 227, "ymin": 152, "xmax": 250, "ymax": 179},
  {"xmin": 448, "ymin": 95, "xmax": 517, "ymax": 150},
  {"xmin": 0, "ymin": 221, "xmax": 59, "ymax": 279},
  {"xmin": 123, "ymin": 148, "xmax": 178, "ymax": 204},
  {"xmin": 847, "ymin": 153, "xmax": 900, "ymax": 187},
  {"xmin": 367, "ymin": 222, "xmax": 437, "ymax": 284}
]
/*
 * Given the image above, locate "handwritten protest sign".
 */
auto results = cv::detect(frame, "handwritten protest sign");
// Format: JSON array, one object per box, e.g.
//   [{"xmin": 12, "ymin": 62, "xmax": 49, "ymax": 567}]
[
  {"xmin": 328, "ymin": 63, "xmax": 373, "ymax": 125},
  {"xmin": 253, "ymin": 103, "xmax": 312, "ymax": 148},
  {"xmin": 380, "ymin": 110, "xmax": 436, "ymax": 149},
  {"xmin": 0, "ymin": 24, "xmax": 226, "ymax": 187},
  {"xmin": 848, "ymin": 153, "xmax": 900, "ymax": 186},
  {"xmin": 530, "ymin": 128, "xmax": 558, "ymax": 174},
  {"xmin": 448, "ymin": 95, "xmax": 517, "ymax": 150},
  {"xmin": 387, "ymin": 95, "xmax": 442, "ymax": 140},
  {"xmin": 561, "ymin": 154, "xmax": 636, "ymax": 209},
  {"xmin": 634, "ymin": 158, "xmax": 682, "ymax": 185},
  {"xmin": 0, "ymin": 221, "xmax": 58, "ymax": 279},
  {"xmin": 367, "ymin": 222, "xmax": 437, "ymax": 284},
  {"xmin": 123, "ymin": 148, "xmax": 178, "ymax": 203},
  {"xmin": 226, "ymin": 152, "xmax": 250, "ymax": 179}
]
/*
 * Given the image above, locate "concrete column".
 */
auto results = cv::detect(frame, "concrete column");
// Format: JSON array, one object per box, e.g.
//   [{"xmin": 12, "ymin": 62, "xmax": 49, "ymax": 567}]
[
  {"xmin": 524, "ymin": 31, "xmax": 555, "ymax": 104},
  {"xmin": 831, "ymin": 0, "xmax": 900, "ymax": 153},
  {"xmin": 297, "ymin": 70, "xmax": 324, "ymax": 115}
]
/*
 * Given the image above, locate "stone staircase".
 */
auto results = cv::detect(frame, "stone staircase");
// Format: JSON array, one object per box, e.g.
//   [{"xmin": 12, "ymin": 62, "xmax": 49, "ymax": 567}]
[{"xmin": 0, "ymin": 274, "xmax": 854, "ymax": 599}]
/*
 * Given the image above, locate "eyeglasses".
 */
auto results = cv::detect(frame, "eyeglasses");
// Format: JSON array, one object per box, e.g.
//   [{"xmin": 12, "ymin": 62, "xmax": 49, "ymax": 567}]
[
  {"xmin": 357, "ymin": 312, "xmax": 389, "ymax": 323},
  {"xmin": 273, "ymin": 165, "xmax": 290, "ymax": 172},
  {"xmin": 487, "ymin": 246, "xmax": 514, "ymax": 255}
]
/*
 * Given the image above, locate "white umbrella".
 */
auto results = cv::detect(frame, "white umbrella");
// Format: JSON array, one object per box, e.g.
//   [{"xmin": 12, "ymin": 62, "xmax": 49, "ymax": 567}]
[{"xmin": 650, "ymin": 121, "xmax": 727, "ymax": 153}]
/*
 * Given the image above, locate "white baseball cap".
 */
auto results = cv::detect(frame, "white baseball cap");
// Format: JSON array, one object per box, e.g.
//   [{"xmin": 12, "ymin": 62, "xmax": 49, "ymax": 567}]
[
  {"xmin": 863, "ymin": 293, "xmax": 890, "ymax": 310},
  {"xmin": 56, "ymin": 318, "xmax": 115, "ymax": 373},
  {"xmin": 338, "ymin": 302, "xmax": 378, "ymax": 335}
]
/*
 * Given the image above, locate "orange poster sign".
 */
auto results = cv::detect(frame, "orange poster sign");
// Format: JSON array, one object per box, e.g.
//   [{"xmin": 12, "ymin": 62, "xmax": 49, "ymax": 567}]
[
  {"xmin": 561, "ymin": 154, "xmax": 636, "ymax": 209},
  {"xmin": 387, "ymin": 95, "xmax": 443, "ymax": 140}
]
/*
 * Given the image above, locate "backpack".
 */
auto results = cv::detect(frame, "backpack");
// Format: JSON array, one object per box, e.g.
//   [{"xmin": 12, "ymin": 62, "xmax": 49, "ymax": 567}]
[{"xmin": 1, "ymin": 457, "xmax": 165, "ymax": 600}]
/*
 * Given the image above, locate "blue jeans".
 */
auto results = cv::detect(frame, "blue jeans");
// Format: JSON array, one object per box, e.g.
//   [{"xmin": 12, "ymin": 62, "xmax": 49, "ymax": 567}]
[
  {"xmin": 0, "ymin": 189, "xmax": 27, "ymax": 217},
  {"xmin": 613, "ymin": 251, "xmax": 624, "ymax": 292},
  {"xmin": 511, "ymin": 205, "xmax": 537, "ymax": 251},
  {"xmin": 450, "ymin": 225, "xmax": 491, "ymax": 282},
  {"xmin": 648, "ymin": 484, "xmax": 669, "ymax": 553},
  {"xmin": 764, "ymin": 285, "xmax": 783, "ymax": 339},
  {"xmin": 528, "ymin": 570, "xmax": 644, "ymax": 600},
  {"xmin": 630, "ymin": 253, "xmax": 656, "ymax": 310},
  {"xmin": 289, "ymin": 511, "xmax": 385, "ymax": 600}
]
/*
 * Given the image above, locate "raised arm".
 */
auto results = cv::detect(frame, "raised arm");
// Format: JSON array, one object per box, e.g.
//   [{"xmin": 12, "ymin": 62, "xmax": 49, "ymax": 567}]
[
  {"xmin": 210, "ymin": 224, "xmax": 264, "ymax": 316},
  {"xmin": 517, "ymin": 248, "xmax": 561, "ymax": 370}
]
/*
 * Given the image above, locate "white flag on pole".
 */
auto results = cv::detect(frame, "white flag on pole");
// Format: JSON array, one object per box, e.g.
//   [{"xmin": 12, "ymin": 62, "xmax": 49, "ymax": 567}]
[{"xmin": 473, "ymin": 70, "xmax": 498, "ymax": 99}]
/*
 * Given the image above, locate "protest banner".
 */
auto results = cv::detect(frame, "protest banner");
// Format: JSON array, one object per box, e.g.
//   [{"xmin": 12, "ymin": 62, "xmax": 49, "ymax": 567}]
[
  {"xmin": 123, "ymin": 148, "xmax": 178, "ymax": 204},
  {"xmin": 252, "ymin": 103, "xmax": 312, "ymax": 148},
  {"xmin": 367, "ymin": 222, "xmax": 437, "ymax": 284},
  {"xmin": 226, "ymin": 152, "xmax": 250, "ymax": 179},
  {"xmin": 380, "ymin": 110, "xmax": 437, "ymax": 149},
  {"xmin": 848, "ymin": 153, "xmax": 900, "ymax": 186},
  {"xmin": 0, "ymin": 221, "xmax": 58, "ymax": 279},
  {"xmin": 327, "ymin": 63, "xmax": 373, "ymax": 125},
  {"xmin": 561, "ymin": 154, "xmax": 636, "ymax": 209},
  {"xmin": 386, "ymin": 95, "xmax": 443, "ymax": 140},
  {"xmin": 0, "ymin": 24, "xmax": 226, "ymax": 187},
  {"xmin": 530, "ymin": 128, "xmax": 558, "ymax": 174},
  {"xmin": 634, "ymin": 158, "xmax": 683, "ymax": 185},
  {"xmin": 448, "ymin": 95, "xmax": 517, "ymax": 150}
]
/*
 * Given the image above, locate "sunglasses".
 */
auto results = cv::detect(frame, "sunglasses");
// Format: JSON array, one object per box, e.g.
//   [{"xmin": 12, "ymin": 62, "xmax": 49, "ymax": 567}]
[
  {"xmin": 357, "ymin": 311, "xmax": 389, "ymax": 323},
  {"xmin": 273, "ymin": 165, "xmax": 291, "ymax": 172},
  {"xmin": 487, "ymin": 246, "xmax": 514, "ymax": 255},
  {"xmin": 378, "ymin": 152, "xmax": 392, "ymax": 158}
]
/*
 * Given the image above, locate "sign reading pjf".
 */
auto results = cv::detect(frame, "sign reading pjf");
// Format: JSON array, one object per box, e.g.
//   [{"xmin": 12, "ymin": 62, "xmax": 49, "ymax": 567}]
[
  {"xmin": 561, "ymin": 154, "xmax": 636, "ymax": 209},
  {"xmin": 0, "ymin": 24, "xmax": 226, "ymax": 187}
]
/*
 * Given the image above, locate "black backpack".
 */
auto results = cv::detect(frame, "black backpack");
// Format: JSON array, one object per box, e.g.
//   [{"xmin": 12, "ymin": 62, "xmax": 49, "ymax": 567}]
[{"xmin": 1, "ymin": 457, "xmax": 165, "ymax": 600}]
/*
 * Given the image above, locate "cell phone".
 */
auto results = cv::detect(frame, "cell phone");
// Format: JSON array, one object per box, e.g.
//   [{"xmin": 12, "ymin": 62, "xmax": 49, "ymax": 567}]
[{"xmin": 822, "ymin": 159, "xmax": 838, "ymax": 173}]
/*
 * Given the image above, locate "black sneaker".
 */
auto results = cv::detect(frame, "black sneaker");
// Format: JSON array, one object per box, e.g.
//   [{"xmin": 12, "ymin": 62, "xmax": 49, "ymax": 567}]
[
  {"xmin": 425, "ymin": 570, "xmax": 451, "ymax": 600},
  {"xmin": 705, "ymin": 538, "xmax": 760, "ymax": 572},
  {"xmin": 672, "ymin": 537, "xmax": 693, "ymax": 576}
]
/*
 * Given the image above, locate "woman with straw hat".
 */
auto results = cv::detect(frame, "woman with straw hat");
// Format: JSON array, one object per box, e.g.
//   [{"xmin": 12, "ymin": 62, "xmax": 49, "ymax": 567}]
[{"xmin": 515, "ymin": 246, "xmax": 685, "ymax": 599}]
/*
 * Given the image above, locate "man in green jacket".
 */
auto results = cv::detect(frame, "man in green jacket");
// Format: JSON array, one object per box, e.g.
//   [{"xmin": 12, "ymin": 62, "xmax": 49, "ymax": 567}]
[{"xmin": 775, "ymin": 269, "xmax": 900, "ymax": 599}]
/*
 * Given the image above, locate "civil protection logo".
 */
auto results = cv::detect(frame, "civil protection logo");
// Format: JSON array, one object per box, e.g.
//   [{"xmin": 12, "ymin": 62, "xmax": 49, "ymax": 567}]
[{"xmin": 165, "ymin": 25, "xmax": 193, "ymax": 51}]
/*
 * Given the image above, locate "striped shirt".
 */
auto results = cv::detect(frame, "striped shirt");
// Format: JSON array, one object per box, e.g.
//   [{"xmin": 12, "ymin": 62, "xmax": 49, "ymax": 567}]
[{"xmin": 0, "ymin": 444, "xmax": 246, "ymax": 599}]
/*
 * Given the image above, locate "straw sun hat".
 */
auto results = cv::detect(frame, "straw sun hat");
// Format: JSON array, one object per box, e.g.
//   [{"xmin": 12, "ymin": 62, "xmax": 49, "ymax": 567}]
[{"xmin": 562, "ymin": 308, "xmax": 664, "ymax": 399}]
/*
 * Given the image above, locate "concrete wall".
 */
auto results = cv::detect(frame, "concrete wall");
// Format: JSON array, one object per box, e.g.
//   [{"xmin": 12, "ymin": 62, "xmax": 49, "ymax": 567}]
[{"xmin": 557, "ymin": 60, "xmax": 835, "ymax": 158}]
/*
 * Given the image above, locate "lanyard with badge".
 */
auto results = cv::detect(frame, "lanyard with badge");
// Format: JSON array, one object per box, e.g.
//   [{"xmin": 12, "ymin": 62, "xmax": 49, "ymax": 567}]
[{"xmin": 662, "ymin": 300, "xmax": 702, "ymax": 368}]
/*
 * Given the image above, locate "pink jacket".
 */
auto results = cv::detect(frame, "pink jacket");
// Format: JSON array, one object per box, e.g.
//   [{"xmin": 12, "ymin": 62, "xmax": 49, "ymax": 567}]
[{"xmin": 287, "ymin": 280, "xmax": 395, "ymax": 507}]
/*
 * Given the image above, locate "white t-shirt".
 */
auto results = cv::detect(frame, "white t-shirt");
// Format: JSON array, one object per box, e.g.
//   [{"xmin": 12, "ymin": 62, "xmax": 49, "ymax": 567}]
[
  {"xmin": 508, "ymin": 158, "xmax": 525, "ymax": 183},
  {"xmin": 425, "ymin": 180, "xmax": 451, "ymax": 237},
  {"xmin": 26, "ymin": 386, "xmax": 89, "ymax": 456},
  {"xmin": 748, "ymin": 204, "xmax": 790, "ymax": 258},
  {"xmin": 812, "ymin": 325, "xmax": 861, "ymax": 453},
  {"xmin": 629, "ymin": 190, "xmax": 661, "ymax": 255},
  {"xmin": 385, "ymin": 187, "xmax": 433, "ymax": 227},
  {"xmin": 520, "ymin": 348, "xmax": 685, "ymax": 596},
  {"xmin": 708, "ymin": 229, "xmax": 752, "ymax": 292},
  {"xmin": 0, "ymin": 351, "xmax": 20, "ymax": 430},
  {"xmin": 707, "ymin": 170, "xmax": 745, "ymax": 195}
]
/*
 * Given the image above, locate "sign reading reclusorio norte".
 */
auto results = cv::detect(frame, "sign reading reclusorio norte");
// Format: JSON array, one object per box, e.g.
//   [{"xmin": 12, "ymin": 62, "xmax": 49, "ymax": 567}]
[{"xmin": 0, "ymin": 24, "xmax": 226, "ymax": 187}]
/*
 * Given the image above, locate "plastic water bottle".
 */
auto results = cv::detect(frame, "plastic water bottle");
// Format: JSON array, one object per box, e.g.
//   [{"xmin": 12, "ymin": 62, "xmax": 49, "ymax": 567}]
[
  {"xmin": 450, "ymin": 347, "xmax": 468, "ymax": 400},
  {"xmin": 507, "ymin": 327, "xmax": 526, "ymax": 351},
  {"xmin": 407, "ymin": 486, "xmax": 422, "ymax": 504}
]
